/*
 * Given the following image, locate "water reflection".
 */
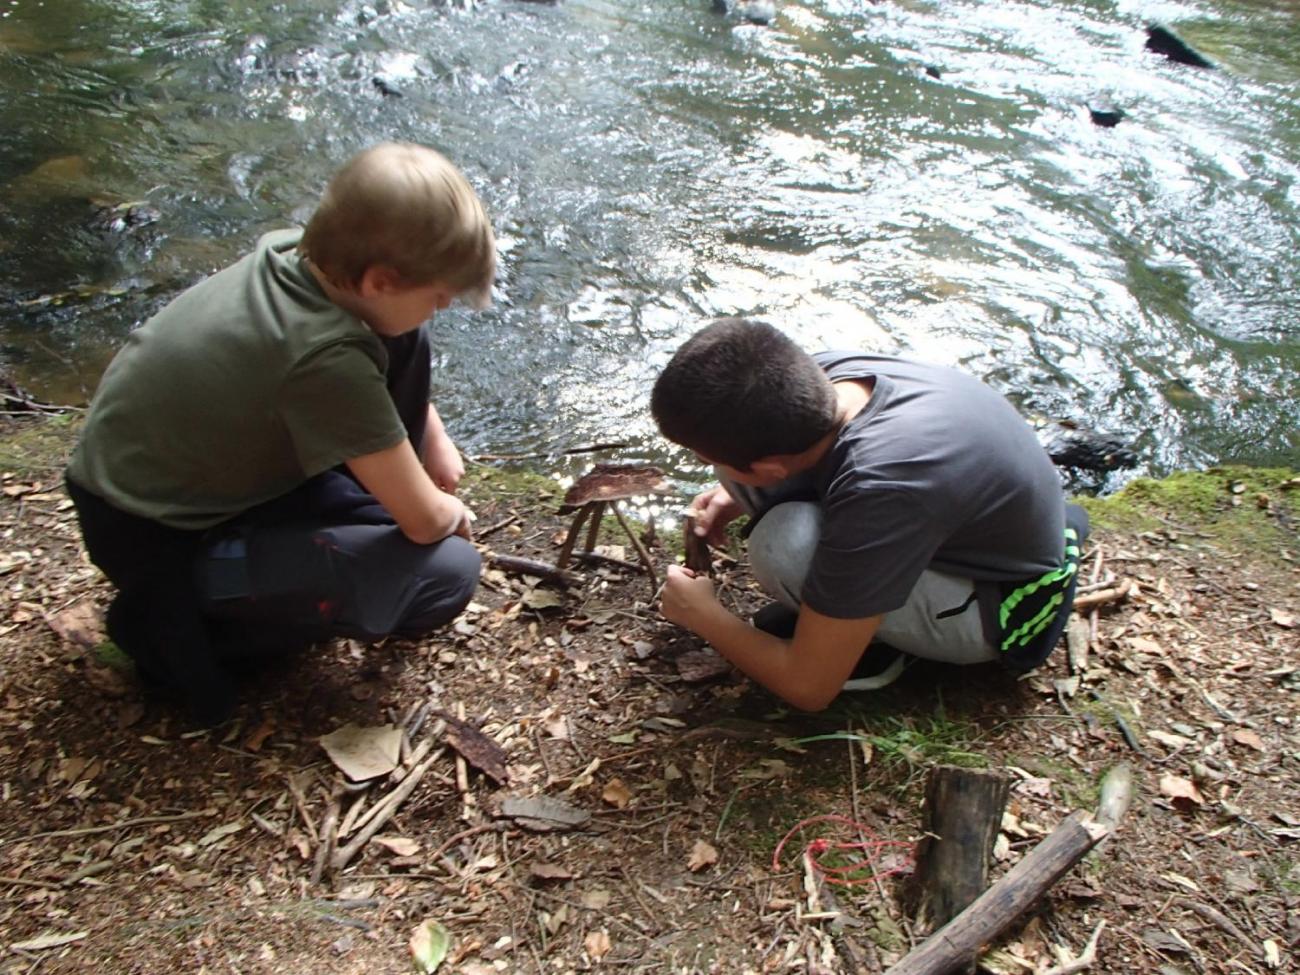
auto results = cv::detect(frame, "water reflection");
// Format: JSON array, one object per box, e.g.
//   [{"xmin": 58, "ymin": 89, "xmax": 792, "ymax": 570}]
[{"xmin": 1, "ymin": 0, "xmax": 1296, "ymax": 485}]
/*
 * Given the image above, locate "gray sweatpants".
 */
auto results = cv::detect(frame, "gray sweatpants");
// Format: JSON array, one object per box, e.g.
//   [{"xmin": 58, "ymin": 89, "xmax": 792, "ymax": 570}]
[{"xmin": 722, "ymin": 476, "xmax": 998, "ymax": 665}]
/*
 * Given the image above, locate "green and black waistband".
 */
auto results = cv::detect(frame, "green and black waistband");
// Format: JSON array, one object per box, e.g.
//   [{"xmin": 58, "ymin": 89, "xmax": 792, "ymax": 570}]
[{"xmin": 995, "ymin": 504, "xmax": 1090, "ymax": 673}]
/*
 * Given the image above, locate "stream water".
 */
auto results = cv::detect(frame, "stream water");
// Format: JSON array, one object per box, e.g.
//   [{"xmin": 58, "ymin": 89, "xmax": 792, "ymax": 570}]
[{"xmin": 2, "ymin": 0, "xmax": 1297, "ymax": 488}]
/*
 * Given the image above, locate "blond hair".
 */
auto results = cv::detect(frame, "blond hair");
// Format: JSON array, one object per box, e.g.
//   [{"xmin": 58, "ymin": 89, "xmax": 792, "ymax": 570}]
[{"xmin": 300, "ymin": 143, "xmax": 496, "ymax": 307}]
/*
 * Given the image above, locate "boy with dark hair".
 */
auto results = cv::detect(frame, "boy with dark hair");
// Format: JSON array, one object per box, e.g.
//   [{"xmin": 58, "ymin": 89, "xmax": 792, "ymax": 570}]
[
  {"xmin": 651, "ymin": 318, "xmax": 1087, "ymax": 712},
  {"xmin": 66, "ymin": 142, "xmax": 496, "ymax": 725}
]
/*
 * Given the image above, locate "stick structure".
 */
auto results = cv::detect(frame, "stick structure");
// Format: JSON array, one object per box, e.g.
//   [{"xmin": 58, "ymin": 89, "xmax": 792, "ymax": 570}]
[{"xmin": 885, "ymin": 812, "xmax": 1110, "ymax": 975}]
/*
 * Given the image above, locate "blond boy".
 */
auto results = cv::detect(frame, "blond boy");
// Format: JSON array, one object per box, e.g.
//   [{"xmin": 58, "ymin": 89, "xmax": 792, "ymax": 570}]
[{"xmin": 66, "ymin": 143, "xmax": 496, "ymax": 724}]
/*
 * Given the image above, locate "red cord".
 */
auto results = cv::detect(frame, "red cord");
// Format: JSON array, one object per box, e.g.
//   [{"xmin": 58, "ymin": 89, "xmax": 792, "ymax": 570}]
[{"xmin": 772, "ymin": 814, "xmax": 914, "ymax": 887}]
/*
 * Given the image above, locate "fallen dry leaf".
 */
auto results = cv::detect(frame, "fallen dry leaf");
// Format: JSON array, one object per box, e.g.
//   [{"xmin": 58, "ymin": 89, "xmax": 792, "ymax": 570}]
[
  {"xmin": 319, "ymin": 723, "xmax": 401, "ymax": 782},
  {"xmin": 601, "ymin": 777, "xmax": 632, "ymax": 809},
  {"xmin": 584, "ymin": 928, "xmax": 612, "ymax": 961},
  {"xmin": 372, "ymin": 835, "xmax": 421, "ymax": 857},
  {"xmin": 528, "ymin": 861, "xmax": 575, "ymax": 883},
  {"xmin": 687, "ymin": 838, "xmax": 718, "ymax": 872},
  {"xmin": 1230, "ymin": 728, "xmax": 1266, "ymax": 751},
  {"xmin": 1268, "ymin": 608, "xmax": 1294, "ymax": 629},
  {"xmin": 1159, "ymin": 773, "xmax": 1204, "ymax": 806}
]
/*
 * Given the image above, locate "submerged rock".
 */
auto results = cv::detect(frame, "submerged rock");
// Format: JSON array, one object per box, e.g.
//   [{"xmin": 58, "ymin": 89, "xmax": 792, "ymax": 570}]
[
  {"xmin": 1088, "ymin": 105, "xmax": 1125, "ymax": 128},
  {"xmin": 712, "ymin": 0, "xmax": 776, "ymax": 26},
  {"xmin": 88, "ymin": 197, "xmax": 161, "ymax": 235},
  {"xmin": 1040, "ymin": 420, "xmax": 1139, "ymax": 474},
  {"xmin": 1145, "ymin": 24, "xmax": 1215, "ymax": 69}
]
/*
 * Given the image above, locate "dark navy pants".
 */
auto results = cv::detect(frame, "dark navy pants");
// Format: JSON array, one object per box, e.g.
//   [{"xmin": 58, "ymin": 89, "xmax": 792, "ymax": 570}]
[{"xmin": 65, "ymin": 329, "xmax": 479, "ymax": 723}]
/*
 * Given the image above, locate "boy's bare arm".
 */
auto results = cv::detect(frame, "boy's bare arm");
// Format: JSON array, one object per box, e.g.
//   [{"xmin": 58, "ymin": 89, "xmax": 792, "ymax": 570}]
[
  {"xmin": 347, "ymin": 440, "xmax": 470, "ymax": 544},
  {"xmin": 659, "ymin": 565, "xmax": 880, "ymax": 711},
  {"xmin": 422, "ymin": 403, "xmax": 465, "ymax": 493}
]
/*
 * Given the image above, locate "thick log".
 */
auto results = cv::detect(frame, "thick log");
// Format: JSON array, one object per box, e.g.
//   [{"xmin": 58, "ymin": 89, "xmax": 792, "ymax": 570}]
[
  {"xmin": 910, "ymin": 766, "xmax": 1011, "ymax": 937},
  {"xmin": 885, "ymin": 811, "xmax": 1110, "ymax": 975}
]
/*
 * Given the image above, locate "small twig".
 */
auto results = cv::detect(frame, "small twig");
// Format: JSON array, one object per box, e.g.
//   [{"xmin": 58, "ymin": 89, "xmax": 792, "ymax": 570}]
[
  {"xmin": 337, "ymin": 791, "xmax": 372, "ymax": 840},
  {"xmin": 288, "ymin": 772, "xmax": 320, "ymax": 843},
  {"xmin": 611, "ymin": 502, "xmax": 659, "ymax": 595},
  {"xmin": 331, "ymin": 748, "xmax": 444, "ymax": 871},
  {"xmin": 1041, "ymin": 919, "xmax": 1107, "ymax": 975},
  {"xmin": 469, "ymin": 441, "xmax": 630, "ymax": 462},
  {"xmin": 476, "ymin": 514, "xmax": 522, "ymax": 540},
  {"xmin": 14, "ymin": 810, "xmax": 210, "ymax": 843},
  {"xmin": 1073, "ymin": 580, "xmax": 1133, "ymax": 612},
  {"xmin": 428, "ymin": 822, "xmax": 503, "ymax": 865},
  {"xmin": 311, "ymin": 784, "xmax": 344, "ymax": 885},
  {"xmin": 0, "ymin": 875, "xmax": 61, "ymax": 890}
]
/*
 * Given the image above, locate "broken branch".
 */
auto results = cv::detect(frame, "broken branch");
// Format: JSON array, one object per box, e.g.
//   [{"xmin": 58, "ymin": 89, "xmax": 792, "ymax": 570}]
[{"xmin": 885, "ymin": 811, "xmax": 1111, "ymax": 975}]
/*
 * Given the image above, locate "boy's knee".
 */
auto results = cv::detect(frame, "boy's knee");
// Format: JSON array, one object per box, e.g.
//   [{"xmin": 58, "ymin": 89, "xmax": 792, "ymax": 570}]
[
  {"xmin": 747, "ymin": 501, "xmax": 821, "ymax": 607},
  {"xmin": 399, "ymin": 536, "xmax": 481, "ymax": 634}
]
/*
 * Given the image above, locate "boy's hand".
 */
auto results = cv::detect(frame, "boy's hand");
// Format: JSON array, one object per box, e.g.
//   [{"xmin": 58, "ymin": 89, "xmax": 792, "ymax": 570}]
[
  {"xmin": 687, "ymin": 485, "xmax": 743, "ymax": 546},
  {"xmin": 451, "ymin": 499, "xmax": 475, "ymax": 541},
  {"xmin": 423, "ymin": 430, "xmax": 465, "ymax": 493},
  {"xmin": 659, "ymin": 564, "xmax": 722, "ymax": 632}
]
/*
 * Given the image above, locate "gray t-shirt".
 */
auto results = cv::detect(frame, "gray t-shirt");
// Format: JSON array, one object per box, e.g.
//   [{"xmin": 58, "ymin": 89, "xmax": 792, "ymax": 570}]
[
  {"xmin": 68, "ymin": 229, "xmax": 408, "ymax": 529},
  {"xmin": 801, "ymin": 352, "xmax": 1064, "ymax": 619}
]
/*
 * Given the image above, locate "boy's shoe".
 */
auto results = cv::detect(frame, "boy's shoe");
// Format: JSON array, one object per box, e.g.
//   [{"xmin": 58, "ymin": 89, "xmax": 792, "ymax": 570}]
[
  {"xmin": 751, "ymin": 602, "xmax": 799, "ymax": 639},
  {"xmin": 751, "ymin": 602, "xmax": 911, "ymax": 691},
  {"xmin": 843, "ymin": 644, "xmax": 909, "ymax": 691}
]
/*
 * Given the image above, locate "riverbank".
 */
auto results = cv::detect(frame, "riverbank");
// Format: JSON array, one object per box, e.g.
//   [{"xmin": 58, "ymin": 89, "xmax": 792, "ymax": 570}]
[{"xmin": 0, "ymin": 412, "xmax": 1295, "ymax": 975}]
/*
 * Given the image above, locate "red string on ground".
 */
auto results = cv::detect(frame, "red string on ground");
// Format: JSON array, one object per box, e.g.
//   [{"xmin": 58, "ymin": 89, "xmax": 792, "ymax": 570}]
[{"xmin": 772, "ymin": 814, "xmax": 914, "ymax": 887}]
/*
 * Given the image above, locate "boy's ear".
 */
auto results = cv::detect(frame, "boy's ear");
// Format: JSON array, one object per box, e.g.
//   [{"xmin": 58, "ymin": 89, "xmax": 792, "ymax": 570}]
[
  {"xmin": 750, "ymin": 457, "xmax": 792, "ymax": 482},
  {"xmin": 357, "ymin": 265, "xmax": 405, "ymax": 297}
]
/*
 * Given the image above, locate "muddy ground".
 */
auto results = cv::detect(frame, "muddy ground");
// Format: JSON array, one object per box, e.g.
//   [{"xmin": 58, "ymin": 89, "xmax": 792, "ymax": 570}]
[{"xmin": 0, "ymin": 413, "xmax": 1296, "ymax": 975}]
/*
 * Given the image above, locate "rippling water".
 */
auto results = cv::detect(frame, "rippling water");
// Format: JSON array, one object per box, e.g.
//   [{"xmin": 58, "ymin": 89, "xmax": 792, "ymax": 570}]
[{"xmin": 1, "ymin": 0, "xmax": 1297, "ymax": 485}]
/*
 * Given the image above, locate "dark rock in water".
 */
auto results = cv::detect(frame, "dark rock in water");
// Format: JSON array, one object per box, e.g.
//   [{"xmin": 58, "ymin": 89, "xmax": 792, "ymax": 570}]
[
  {"xmin": 89, "ymin": 198, "xmax": 161, "ymax": 235},
  {"xmin": 737, "ymin": 1, "xmax": 775, "ymax": 25},
  {"xmin": 1145, "ymin": 24, "xmax": 1215, "ymax": 69},
  {"xmin": 1088, "ymin": 106, "xmax": 1125, "ymax": 128},
  {"xmin": 924, "ymin": 65, "xmax": 942, "ymax": 80},
  {"xmin": 372, "ymin": 76, "xmax": 403, "ymax": 98},
  {"xmin": 711, "ymin": 0, "xmax": 774, "ymax": 25},
  {"xmin": 1041, "ymin": 421, "xmax": 1139, "ymax": 473}
]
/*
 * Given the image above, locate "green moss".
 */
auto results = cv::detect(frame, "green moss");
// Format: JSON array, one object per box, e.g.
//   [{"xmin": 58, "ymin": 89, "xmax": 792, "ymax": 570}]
[
  {"xmin": 1078, "ymin": 466, "xmax": 1299, "ymax": 565},
  {"xmin": 0, "ymin": 413, "xmax": 80, "ymax": 475},
  {"xmin": 1008, "ymin": 752, "xmax": 1099, "ymax": 809}
]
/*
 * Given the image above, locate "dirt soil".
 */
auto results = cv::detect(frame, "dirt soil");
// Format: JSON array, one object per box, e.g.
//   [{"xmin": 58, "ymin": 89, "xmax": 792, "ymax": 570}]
[{"xmin": 0, "ymin": 414, "xmax": 1297, "ymax": 975}]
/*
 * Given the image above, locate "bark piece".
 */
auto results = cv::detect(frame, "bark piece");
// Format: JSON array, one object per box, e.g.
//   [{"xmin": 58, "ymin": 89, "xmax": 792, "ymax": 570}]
[
  {"xmin": 909, "ymin": 766, "xmax": 1011, "ymax": 937},
  {"xmin": 440, "ymin": 713, "xmax": 509, "ymax": 785},
  {"xmin": 683, "ymin": 516, "xmax": 714, "ymax": 575}
]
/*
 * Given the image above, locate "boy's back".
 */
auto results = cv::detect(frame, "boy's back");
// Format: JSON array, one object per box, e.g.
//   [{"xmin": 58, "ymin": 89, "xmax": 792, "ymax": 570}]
[{"xmin": 69, "ymin": 229, "xmax": 406, "ymax": 530}]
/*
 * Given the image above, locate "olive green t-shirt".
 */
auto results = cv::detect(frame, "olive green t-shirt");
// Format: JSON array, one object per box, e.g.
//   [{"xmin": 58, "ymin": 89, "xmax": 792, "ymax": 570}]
[{"xmin": 68, "ymin": 229, "xmax": 408, "ymax": 529}]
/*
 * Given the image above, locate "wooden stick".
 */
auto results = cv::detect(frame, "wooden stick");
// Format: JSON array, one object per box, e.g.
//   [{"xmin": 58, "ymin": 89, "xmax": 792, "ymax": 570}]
[
  {"xmin": 1072, "ymin": 580, "xmax": 1132, "ymax": 612},
  {"xmin": 488, "ymin": 553, "xmax": 573, "ymax": 588},
  {"xmin": 683, "ymin": 516, "xmax": 714, "ymax": 575},
  {"xmin": 331, "ymin": 748, "xmax": 443, "ymax": 871},
  {"xmin": 582, "ymin": 501, "xmax": 606, "ymax": 554},
  {"xmin": 347, "ymin": 745, "xmax": 445, "ymax": 841},
  {"xmin": 311, "ymin": 785, "xmax": 343, "ymax": 886},
  {"xmin": 610, "ymin": 502, "xmax": 659, "ymax": 596},
  {"xmin": 1066, "ymin": 616, "xmax": 1090, "ymax": 675},
  {"xmin": 554, "ymin": 507, "xmax": 591, "ymax": 570},
  {"xmin": 16, "ymin": 810, "xmax": 210, "ymax": 842},
  {"xmin": 884, "ymin": 812, "xmax": 1110, "ymax": 975}
]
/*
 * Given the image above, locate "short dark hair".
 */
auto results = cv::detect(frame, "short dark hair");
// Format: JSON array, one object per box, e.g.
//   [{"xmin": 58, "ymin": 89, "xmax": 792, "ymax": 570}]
[{"xmin": 650, "ymin": 318, "xmax": 839, "ymax": 469}]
